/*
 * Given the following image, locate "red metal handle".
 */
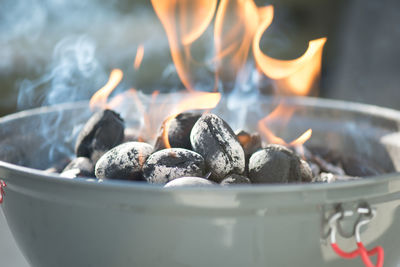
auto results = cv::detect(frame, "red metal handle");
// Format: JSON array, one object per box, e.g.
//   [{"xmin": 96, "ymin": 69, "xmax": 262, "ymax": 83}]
[
  {"xmin": 331, "ymin": 242, "xmax": 384, "ymax": 267},
  {"xmin": 0, "ymin": 180, "xmax": 6, "ymax": 204}
]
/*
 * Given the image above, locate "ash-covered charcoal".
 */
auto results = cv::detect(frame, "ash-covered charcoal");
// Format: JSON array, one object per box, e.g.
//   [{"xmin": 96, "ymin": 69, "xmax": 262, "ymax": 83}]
[
  {"xmin": 60, "ymin": 169, "xmax": 82, "ymax": 179},
  {"xmin": 312, "ymin": 155, "xmax": 345, "ymax": 176},
  {"xmin": 164, "ymin": 177, "xmax": 215, "ymax": 187},
  {"xmin": 220, "ymin": 174, "xmax": 251, "ymax": 185},
  {"xmin": 299, "ymin": 159, "xmax": 313, "ymax": 181},
  {"xmin": 154, "ymin": 112, "xmax": 201, "ymax": 151},
  {"xmin": 143, "ymin": 148, "xmax": 205, "ymax": 184},
  {"xmin": 61, "ymin": 157, "xmax": 94, "ymax": 178},
  {"xmin": 95, "ymin": 142, "xmax": 153, "ymax": 181},
  {"xmin": 43, "ymin": 157, "xmax": 72, "ymax": 174},
  {"xmin": 301, "ymin": 146, "xmax": 345, "ymax": 176},
  {"xmin": 190, "ymin": 113, "xmax": 245, "ymax": 182},
  {"xmin": 249, "ymin": 144, "xmax": 313, "ymax": 183},
  {"xmin": 75, "ymin": 109, "xmax": 125, "ymax": 163},
  {"xmin": 308, "ymin": 161, "xmax": 321, "ymax": 178},
  {"xmin": 44, "ymin": 167, "xmax": 59, "ymax": 174},
  {"xmin": 312, "ymin": 172, "xmax": 361, "ymax": 183}
]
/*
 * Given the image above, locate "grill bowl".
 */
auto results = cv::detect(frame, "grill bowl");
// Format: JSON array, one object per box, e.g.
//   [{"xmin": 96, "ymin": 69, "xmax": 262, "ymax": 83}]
[{"xmin": 1, "ymin": 96, "xmax": 400, "ymax": 267}]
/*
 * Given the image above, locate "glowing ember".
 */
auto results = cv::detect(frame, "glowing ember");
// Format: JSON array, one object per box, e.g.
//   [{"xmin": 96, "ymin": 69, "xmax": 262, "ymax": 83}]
[
  {"xmin": 133, "ymin": 45, "xmax": 145, "ymax": 70},
  {"xmin": 89, "ymin": 69, "xmax": 123, "ymax": 110}
]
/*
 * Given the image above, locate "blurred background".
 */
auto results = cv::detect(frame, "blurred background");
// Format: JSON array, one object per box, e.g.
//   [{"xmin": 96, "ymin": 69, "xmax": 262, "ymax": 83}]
[
  {"xmin": 1, "ymin": 0, "xmax": 400, "ymax": 117},
  {"xmin": 1, "ymin": 0, "xmax": 400, "ymax": 265}
]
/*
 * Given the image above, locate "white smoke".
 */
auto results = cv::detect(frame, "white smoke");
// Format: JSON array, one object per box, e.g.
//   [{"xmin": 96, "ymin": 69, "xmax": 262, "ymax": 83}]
[{"xmin": 17, "ymin": 35, "xmax": 107, "ymax": 109}]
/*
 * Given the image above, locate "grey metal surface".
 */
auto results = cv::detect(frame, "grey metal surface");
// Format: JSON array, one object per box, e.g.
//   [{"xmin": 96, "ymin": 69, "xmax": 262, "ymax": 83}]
[
  {"xmin": 1, "ymin": 98, "xmax": 400, "ymax": 266},
  {"xmin": 0, "ymin": 209, "xmax": 29, "ymax": 267}
]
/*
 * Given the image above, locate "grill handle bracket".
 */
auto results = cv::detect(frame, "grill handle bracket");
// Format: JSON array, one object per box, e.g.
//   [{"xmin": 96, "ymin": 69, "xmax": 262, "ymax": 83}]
[{"xmin": 323, "ymin": 202, "xmax": 384, "ymax": 267}]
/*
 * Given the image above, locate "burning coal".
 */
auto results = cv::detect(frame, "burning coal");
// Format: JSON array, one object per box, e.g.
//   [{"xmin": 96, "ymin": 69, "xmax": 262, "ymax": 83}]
[{"xmin": 24, "ymin": 0, "xmax": 384, "ymax": 186}]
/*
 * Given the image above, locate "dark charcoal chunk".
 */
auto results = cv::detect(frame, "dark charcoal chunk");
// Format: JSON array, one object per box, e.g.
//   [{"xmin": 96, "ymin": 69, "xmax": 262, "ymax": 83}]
[
  {"xmin": 249, "ymin": 144, "xmax": 313, "ymax": 183},
  {"xmin": 75, "ymin": 109, "xmax": 125, "ymax": 163},
  {"xmin": 154, "ymin": 112, "xmax": 201, "ymax": 151},
  {"xmin": 143, "ymin": 148, "xmax": 205, "ymax": 184},
  {"xmin": 61, "ymin": 157, "xmax": 94, "ymax": 178},
  {"xmin": 95, "ymin": 142, "xmax": 153, "ymax": 181},
  {"xmin": 164, "ymin": 177, "xmax": 215, "ymax": 187},
  {"xmin": 302, "ymin": 146, "xmax": 345, "ymax": 176},
  {"xmin": 220, "ymin": 174, "xmax": 251, "ymax": 185},
  {"xmin": 190, "ymin": 113, "xmax": 245, "ymax": 182},
  {"xmin": 312, "ymin": 155, "xmax": 345, "ymax": 176},
  {"xmin": 312, "ymin": 172, "xmax": 361, "ymax": 183}
]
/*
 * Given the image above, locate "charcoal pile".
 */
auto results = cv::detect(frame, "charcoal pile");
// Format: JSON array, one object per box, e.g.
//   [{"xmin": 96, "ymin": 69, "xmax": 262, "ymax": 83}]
[{"xmin": 49, "ymin": 108, "xmax": 382, "ymax": 187}]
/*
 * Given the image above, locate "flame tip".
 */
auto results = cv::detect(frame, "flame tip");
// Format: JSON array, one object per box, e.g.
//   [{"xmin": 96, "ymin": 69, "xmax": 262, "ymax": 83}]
[{"xmin": 89, "ymin": 68, "xmax": 124, "ymax": 110}]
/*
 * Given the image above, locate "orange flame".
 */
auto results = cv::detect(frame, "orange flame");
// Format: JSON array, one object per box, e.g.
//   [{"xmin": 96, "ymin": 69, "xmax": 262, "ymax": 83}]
[
  {"xmin": 151, "ymin": 0, "xmax": 217, "ymax": 91},
  {"xmin": 108, "ymin": 89, "xmax": 163, "ymax": 142},
  {"xmin": 134, "ymin": 45, "xmax": 145, "ymax": 70},
  {"xmin": 89, "ymin": 69, "xmax": 123, "ymax": 110},
  {"xmin": 290, "ymin": 129, "xmax": 312, "ymax": 146},
  {"xmin": 214, "ymin": 0, "xmax": 259, "ymax": 84},
  {"xmin": 251, "ymin": 5, "xmax": 325, "ymax": 149},
  {"xmin": 109, "ymin": 90, "xmax": 220, "ymax": 146},
  {"xmin": 253, "ymin": 6, "xmax": 327, "ymax": 96},
  {"xmin": 100, "ymin": 1, "xmax": 326, "ymax": 154},
  {"xmin": 162, "ymin": 92, "xmax": 221, "ymax": 148},
  {"xmin": 258, "ymin": 109, "xmax": 312, "ymax": 147}
]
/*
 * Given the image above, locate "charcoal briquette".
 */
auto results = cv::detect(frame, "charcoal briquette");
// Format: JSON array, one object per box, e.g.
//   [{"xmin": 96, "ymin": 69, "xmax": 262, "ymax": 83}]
[
  {"xmin": 299, "ymin": 159, "xmax": 313, "ymax": 182},
  {"xmin": 75, "ymin": 109, "xmax": 125, "ymax": 163},
  {"xmin": 44, "ymin": 157, "xmax": 72, "ymax": 174},
  {"xmin": 312, "ymin": 154, "xmax": 345, "ymax": 176},
  {"xmin": 61, "ymin": 157, "xmax": 94, "ymax": 178},
  {"xmin": 143, "ymin": 148, "xmax": 205, "ymax": 184},
  {"xmin": 95, "ymin": 141, "xmax": 153, "ymax": 181},
  {"xmin": 60, "ymin": 169, "xmax": 82, "ymax": 179},
  {"xmin": 249, "ymin": 144, "xmax": 313, "ymax": 183},
  {"xmin": 190, "ymin": 113, "xmax": 245, "ymax": 182},
  {"xmin": 220, "ymin": 174, "xmax": 251, "ymax": 185},
  {"xmin": 164, "ymin": 177, "xmax": 215, "ymax": 187},
  {"xmin": 44, "ymin": 167, "xmax": 58, "ymax": 174},
  {"xmin": 312, "ymin": 172, "xmax": 361, "ymax": 183},
  {"xmin": 154, "ymin": 112, "xmax": 201, "ymax": 151}
]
